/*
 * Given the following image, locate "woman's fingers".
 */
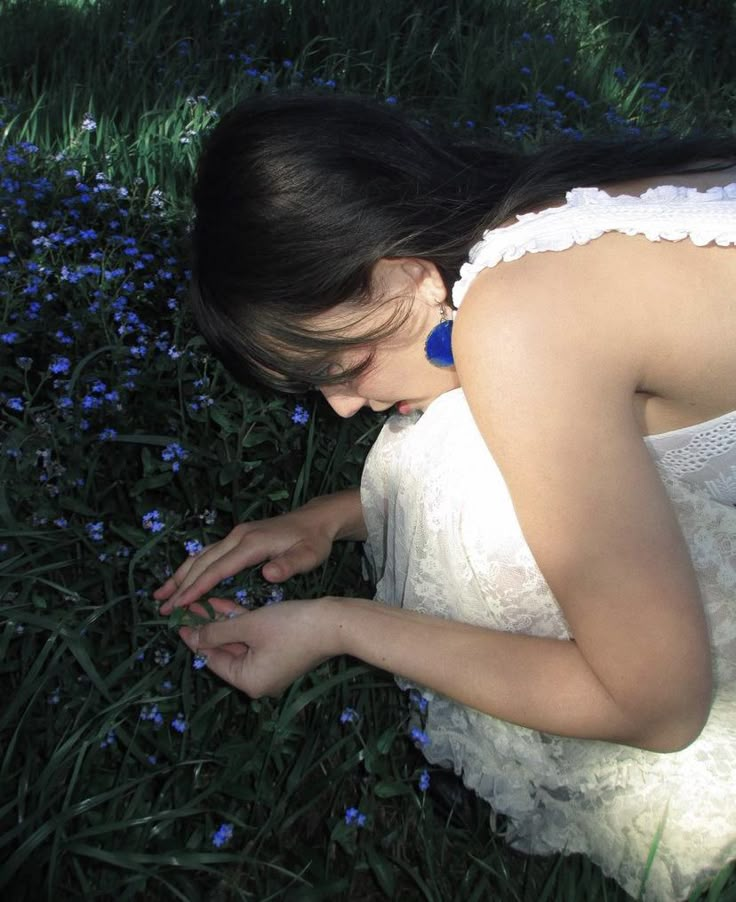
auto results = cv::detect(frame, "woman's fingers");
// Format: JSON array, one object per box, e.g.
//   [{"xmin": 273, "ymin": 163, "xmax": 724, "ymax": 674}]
[
  {"xmin": 179, "ymin": 598, "xmax": 249, "ymax": 656},
  {"xmin": 260, "ymin": 540, "xmax": 324, "ymax": 582},
  {"xmin": 154, "ymin": 562, "xmax": 197, "ymax": 600},
  {"xmin": 159, "ymin": 543, "xmax": 265, "ymax": 613},
  {"xmin": 181, "ymin": 609, "xmax": 247, "ymax": 650},
  {"xmin": 157, "ymin": 532, "xmax": 253, "ymax": 612},
  {"xmin": 153, "ymin": 546, "xmax": 210, "ymax": 602},
  {"xmin": 159, "ymin": 534, "xmax": 317, "ymax": 613},
  {"xmin": 154, "ymin": 510, "xmax": 335, "ymax": 612},
  {"xmin": 186, "ymin": 643, "xmax": 248, "ymax": 689}
]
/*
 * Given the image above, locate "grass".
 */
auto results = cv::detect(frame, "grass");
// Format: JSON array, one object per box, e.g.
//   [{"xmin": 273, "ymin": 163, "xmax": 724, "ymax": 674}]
[{"xmin": 1, "ymin": 0, "xmax": 735, "ymax": 899}]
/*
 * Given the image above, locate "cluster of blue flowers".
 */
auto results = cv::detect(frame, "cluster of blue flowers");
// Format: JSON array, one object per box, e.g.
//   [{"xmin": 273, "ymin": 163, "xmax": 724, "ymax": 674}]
[
  {"xmin": 142, "ymin": 510, "xmax": 165, "ymax": 533},
  {"xmin": 140, "ymin": 704, "xmax": 165, "ymax": 727},
  {"xmin": 161, "ymin": 441, "xmax": 189, "ymax": 472}
]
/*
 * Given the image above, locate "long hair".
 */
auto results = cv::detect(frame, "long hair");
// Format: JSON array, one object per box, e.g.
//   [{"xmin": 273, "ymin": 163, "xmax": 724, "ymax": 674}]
[{"xmin": 190, "ymin": 92, "xmax": 736, "ymax": 393}]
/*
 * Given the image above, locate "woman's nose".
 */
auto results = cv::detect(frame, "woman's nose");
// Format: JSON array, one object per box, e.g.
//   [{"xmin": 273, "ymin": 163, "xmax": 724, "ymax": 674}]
[{"xmin": 320, "ymin": 387, "xmax": 365, "ymax": 418}]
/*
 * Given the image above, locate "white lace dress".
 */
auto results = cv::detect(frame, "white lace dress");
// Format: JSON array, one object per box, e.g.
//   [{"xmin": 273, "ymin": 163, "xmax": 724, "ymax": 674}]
[{"xmin": 360, "ymin": 184, "xmax": 736, "ymax": 902}]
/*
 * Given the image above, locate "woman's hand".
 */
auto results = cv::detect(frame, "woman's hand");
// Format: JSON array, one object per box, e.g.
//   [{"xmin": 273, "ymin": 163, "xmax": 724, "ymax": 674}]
[
  {"xmin": 174, "ymin": 595, "xmax": 340, "ymax": 698},
  {"xmin": 155, "ymin": 495, "xmax": 357, "ymax": 615}
]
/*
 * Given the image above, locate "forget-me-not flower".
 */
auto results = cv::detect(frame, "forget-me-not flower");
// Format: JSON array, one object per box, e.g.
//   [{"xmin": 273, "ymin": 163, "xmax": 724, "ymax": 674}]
[{"xmin": 211, "ymin": 823, "xmax": 233, "ymax": 847}]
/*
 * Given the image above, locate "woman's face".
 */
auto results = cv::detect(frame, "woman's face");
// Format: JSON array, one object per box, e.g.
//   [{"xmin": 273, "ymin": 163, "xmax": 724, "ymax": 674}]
[{"xmin": 310, "ymin": 258, "xmax": 461, "ymax": 418}]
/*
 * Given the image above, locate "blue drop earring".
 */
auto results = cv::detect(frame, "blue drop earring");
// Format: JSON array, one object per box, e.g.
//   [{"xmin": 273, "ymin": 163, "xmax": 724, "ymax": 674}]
[{"xmin": 424, "ymin": 304, "xmax": 454, "ymax": 367}]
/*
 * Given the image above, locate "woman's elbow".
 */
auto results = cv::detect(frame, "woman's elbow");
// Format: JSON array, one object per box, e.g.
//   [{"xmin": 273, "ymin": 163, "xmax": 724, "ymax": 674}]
[{"xmin": 631, "ymin": 690, "xmax": 712, "ymax": 754}]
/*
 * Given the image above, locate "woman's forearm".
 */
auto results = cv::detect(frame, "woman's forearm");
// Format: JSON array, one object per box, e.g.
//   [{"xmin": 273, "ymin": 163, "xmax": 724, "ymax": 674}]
[
  {"xmin": 302, "ymin": 488, "xmax": 367, "ymax": 542},
  {"xmin": 323, "ymin": 597, "xmax": 701, "ymax": 752}
]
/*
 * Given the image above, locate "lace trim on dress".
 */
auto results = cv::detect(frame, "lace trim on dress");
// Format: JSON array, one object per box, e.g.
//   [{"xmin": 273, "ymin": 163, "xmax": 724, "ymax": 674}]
[
  {"xmin": 645, "ymin": 409, "xmax": 736, "ymax": 505},
  {"xmin": 452, "ymin": 182, "xmax": 736, "ymax": 308}
]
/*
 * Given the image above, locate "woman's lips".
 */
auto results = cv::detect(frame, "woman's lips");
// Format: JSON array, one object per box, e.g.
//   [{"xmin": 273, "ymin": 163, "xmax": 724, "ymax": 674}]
[{"xmin": 396, "ymin": 401, "xmax": 412, "ymax": 415}]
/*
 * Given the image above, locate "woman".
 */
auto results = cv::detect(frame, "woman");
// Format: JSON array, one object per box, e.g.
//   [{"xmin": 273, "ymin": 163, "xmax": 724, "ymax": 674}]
[{"xmin": 155, "ymin": 93, "xmax": 736, "ymax": 900}]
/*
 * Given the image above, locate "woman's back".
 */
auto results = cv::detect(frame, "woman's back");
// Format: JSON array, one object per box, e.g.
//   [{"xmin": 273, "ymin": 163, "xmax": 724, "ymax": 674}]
[{"xmin": 458, "ymin": 164, "xmax": 736, "ymax": 438}]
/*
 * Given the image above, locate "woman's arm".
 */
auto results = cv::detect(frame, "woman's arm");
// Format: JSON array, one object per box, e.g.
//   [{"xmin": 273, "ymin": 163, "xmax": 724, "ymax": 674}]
[
  {"xmin": 443, "ymin": 249, "xmax": 713, "ymax": 751},
  {"xmin": 323, "ymin": 597, "xmax": 701, "ymax": 752},
  {"xmin": 179, "ymin": 588, "xmax": 706, "ymax": 752}
]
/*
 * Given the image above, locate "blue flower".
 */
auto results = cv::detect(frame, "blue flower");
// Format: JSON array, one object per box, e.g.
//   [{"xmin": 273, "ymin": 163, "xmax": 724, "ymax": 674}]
[
  {"xmin": 85, "ymin": 521, "xmax": 104, "ymax": 542},
  {"xmin": 185, "ymin": 539, "xmax": 203, "ymax": 556},
  {"xmin": 140, "ymin": 704, "xmax": 164, "ymax": 727},
  {"xmin": 419, "ymin": 769, "xmax": 430, "ymax": 791},
  {"xmin": 98, "ymin": 428, "xmax": 117, "ymax": 441},
  {"xmin": 291, "ymin": 404, "xmax": 310, "ymax": 425},
  {"xmin": 1, "ymin": 332, "xmax": 20, "ymax": 344},
  {"xmin": 409, "ymin": 689, "xmax": 429, "ymax": 714},
  {"xmin": 212, "ymin": 822, "xmax": 234, "ymax": 847},
  {"xmin": 193, "ymin": 653, "xmax": 208, "ymax": 670},
  {"xmin": 410, "ymin": 726, "xmax": 430, "ymax": 748},
  {"xmin": 5, "ymin": 397, "xmax": 24, "ymax": 412},
  {"xmin": 100, "ymin": 729, "xmax": 116, "ymax": 749},
  {"xmin": 171, "ymin": 713, "xmax": 188, "ymax": 733},
  {"xmin": 344, "ymin": 807, "xmax": 367, "ymax": 827},
  {"xmin": 340, "ymin": 706, "xmax": 360, "ymax": 724},
  {"xmin": 154, "ymin": 648, "xmax": 171, "ymax": 666}
]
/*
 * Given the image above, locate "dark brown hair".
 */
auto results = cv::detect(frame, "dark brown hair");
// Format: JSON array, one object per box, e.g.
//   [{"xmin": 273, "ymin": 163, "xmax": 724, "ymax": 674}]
[{"xmin": 190, "ymin": 91, "xmax": 736, "ymax": 393}]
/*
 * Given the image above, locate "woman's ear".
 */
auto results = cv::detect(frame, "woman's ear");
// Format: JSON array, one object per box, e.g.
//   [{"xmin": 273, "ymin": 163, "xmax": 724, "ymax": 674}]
[{"xmin": 397, "ymin": 258, "xmax": 447, "ymax": 303}]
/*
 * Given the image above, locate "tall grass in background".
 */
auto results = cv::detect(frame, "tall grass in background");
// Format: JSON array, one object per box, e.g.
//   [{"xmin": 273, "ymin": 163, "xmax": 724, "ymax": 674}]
[{"xmin": 1, "ymin": 1, "xmax": 735, "ymax": 899}]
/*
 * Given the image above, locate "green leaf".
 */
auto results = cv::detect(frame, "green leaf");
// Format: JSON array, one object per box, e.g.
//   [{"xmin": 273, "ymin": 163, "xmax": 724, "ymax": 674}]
[
  {"xmin": 267, "ymin": 489, "xmax": 289, "ymax": 501},
  {"xmin": 217, "ymin": 461, "xmax": 241, "ymax": 486},
  {"xmin": 209, "ymin": 407, "xmax": 238, "ymax": 435},
  {"xmin": 130, "ymin": 472, "xmax": 173, "ymax": 495},
  {"xmin": 31, "ymin": 593, "xmax": 48, "ymax": 610},
  {"xmin": 365, "ymin": 842, "xmax": 397, "ymax": 897},
  {"xmin": 374, "ymin": 780, "xmax": 412, "ymax": 799}
]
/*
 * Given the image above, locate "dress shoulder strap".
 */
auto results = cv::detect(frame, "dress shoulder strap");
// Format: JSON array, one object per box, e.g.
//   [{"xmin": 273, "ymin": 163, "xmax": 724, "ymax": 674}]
[{"xmin": 452, "ymin": 183, "xmax": 736, "ymax": 308}]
